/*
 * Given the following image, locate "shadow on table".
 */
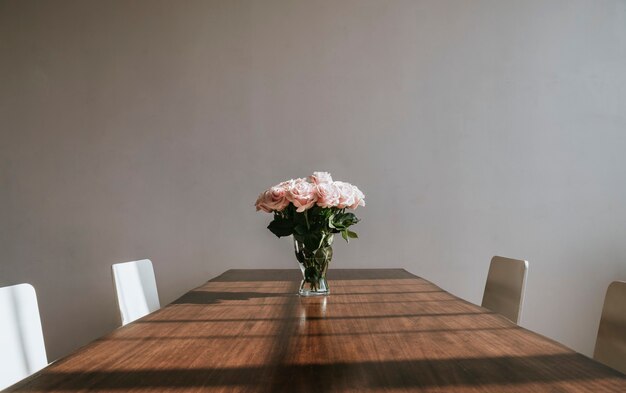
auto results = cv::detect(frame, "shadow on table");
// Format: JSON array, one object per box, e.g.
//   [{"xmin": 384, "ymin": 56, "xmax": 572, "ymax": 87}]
[
  {"xmin": 17, "ymin": 354, "xmax": 624, "ymax": 391},
  {"xmin": 172, "ymin": 290, "xmax": 288, "ymax": 304}
]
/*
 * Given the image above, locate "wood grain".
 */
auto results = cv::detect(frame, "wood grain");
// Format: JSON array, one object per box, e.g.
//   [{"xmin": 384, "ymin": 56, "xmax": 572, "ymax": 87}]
[{"xmin": 6, "ymin": 269, "xmax": 626, "ymax": 392}]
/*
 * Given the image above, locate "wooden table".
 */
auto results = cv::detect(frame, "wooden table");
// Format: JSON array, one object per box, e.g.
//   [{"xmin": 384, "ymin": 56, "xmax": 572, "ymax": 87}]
[{"xmin": 7, "ymin": 269, "xmax": 626, "ymax": 392}]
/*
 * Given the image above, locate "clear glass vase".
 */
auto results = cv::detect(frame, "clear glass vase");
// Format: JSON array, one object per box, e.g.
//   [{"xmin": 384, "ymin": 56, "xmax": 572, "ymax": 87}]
[{"xmin": 293, "ymin": 235, "xmax": 333, "ymax": 296}]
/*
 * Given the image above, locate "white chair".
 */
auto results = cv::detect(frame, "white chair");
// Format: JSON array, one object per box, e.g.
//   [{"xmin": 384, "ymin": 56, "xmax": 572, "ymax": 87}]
[
  {"xmin": 111, "ymin": 259, "xmax": 160, "ymax": 325},
  {"xmin": 481, "ymin": 256, "xmax": 528, "ymax": 324},
  {"xmin": 0, "ymin": 284, "xmax": 48, "ymax": 390},
  {"xmin": 594, "ymin": 281, "xmax": 626, "ymax": 374}
]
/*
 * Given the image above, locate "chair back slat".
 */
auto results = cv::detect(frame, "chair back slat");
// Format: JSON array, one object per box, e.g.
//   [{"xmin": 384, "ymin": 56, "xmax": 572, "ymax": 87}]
[
  {"xmin": 112, "ymin": 259, "xmax": 160, "ymax": 325},
  {"xmin": 594, "ymin": 281, "xmax": 626, "ymax": 374},
  {"xmin": 0, "ymin": 283, "xmax": 48, "ymax": 390},
  {"xmin": 481, "ymin": 256, "xmax": 528, "ymax": 323}
]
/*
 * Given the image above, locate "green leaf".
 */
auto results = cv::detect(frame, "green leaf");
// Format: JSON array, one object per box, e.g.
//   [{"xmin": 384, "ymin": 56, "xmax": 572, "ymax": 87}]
[
  {"xmin": 314, "ymin": 247, "xmax": 328, "ymax": 264},
  {"xmin": 332, "ymin": 212, "xmax": 360, "ymax": 229},
  {"xmin": 347, "ymin": 230, "xmax": 358, "ymax": 239},
  {"xmin": 267, "ymin": 219, "xmax": 293, "ymax": 238},
  {"xmin": 341, "ymin": 229, "xmax": 349, "ymax": 242},
  {"xmin": 328, "ymin": 214, "xmax": 336, "ymax": 229},
  {"xmin": 303, "ymin": 232, "xmax": 323, "ymax": 251},
  {"xmin": 293, "ymin": 211, "xmax": 307, "ymax": 225},
  {"xmin": 294, "ymin": 224, "xmax": 308, "ymax": 235}
]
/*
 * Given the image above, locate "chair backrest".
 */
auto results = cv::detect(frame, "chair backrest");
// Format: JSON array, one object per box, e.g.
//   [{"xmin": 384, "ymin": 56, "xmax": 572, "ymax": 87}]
[
  {"xmin": 0, "ymin": 283, "xmax": 48, "ymax": 390},
  {"xmin": 111, "ymin": 259, "xmax": 160, "ymax": 325},
  {"xmin": 481, "ymin": 256, "xmax": 528, "ymax": 324},
  {"xmin": 594, "ymin": 281, "xmax": 626, "ymax": 374}
]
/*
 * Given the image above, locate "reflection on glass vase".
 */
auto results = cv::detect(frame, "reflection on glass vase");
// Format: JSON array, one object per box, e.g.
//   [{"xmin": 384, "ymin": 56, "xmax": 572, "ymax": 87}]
[{"xmin": 294, "ymin": 235, "xmax": 333, "ymax": 296}]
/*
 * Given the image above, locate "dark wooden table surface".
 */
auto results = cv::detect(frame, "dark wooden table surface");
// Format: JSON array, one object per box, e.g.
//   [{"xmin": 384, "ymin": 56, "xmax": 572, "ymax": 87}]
[{"xmin": 7, "ymin": 269, "xmax": 626, "ymax": 392}]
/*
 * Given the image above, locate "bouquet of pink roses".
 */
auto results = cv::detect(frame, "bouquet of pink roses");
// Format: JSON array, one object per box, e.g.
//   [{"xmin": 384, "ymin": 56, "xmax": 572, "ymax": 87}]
[
  {"xmin": 255, "ymin": 172, "xmax": 365, "ymax": 295},
  {"xmin": 255, "ymin": 171, "xmax": 365, "ymax": 243}
]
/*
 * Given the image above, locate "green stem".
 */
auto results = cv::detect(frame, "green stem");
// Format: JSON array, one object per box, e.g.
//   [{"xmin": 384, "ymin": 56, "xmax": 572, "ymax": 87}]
[{"xmin": 304, "ymin": 209, "xmax": 310, "ymax": 230}]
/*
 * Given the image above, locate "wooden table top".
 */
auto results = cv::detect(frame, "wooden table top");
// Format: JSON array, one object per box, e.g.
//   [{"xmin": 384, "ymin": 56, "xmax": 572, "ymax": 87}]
[{"xmin": 7, "ymin": 269, "xmax": 626, "ymax": 392}]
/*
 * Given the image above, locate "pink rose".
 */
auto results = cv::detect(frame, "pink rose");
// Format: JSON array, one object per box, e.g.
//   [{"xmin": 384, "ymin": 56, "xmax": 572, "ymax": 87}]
[
  {"xmin": 308, "ymin": 171, "xmax": 333, "ymax": 185},
  {"xmin": 276, "ymin": 179, "xmax": 295, "ymax": 189},
  {"xmin": 287, "ymin": 178, "xmax": 318, "ymax": 212},
  {"xmin": 255, "ymin": 191, "xmax": 272, "ymax": 213},
  {"xmin": 349, "ymin": 185, "xmax": 366, "ymax": 209},
  {"xmin": 255, "ymin": 183, "xmax": 291, "ymax": 212},
  {"xmin": 335, "ymin": 181, "xmax": 357, "ymax": 209},
  {"xmin": 316, "ymin": 182, "xmax": 341, "ymax": 208}
]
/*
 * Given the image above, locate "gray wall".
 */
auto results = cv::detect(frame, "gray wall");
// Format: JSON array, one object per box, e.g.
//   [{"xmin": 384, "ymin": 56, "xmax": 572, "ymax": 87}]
[{"xmin": 1, "ymin": 0, "xmax": 625, "ymax": 361}]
